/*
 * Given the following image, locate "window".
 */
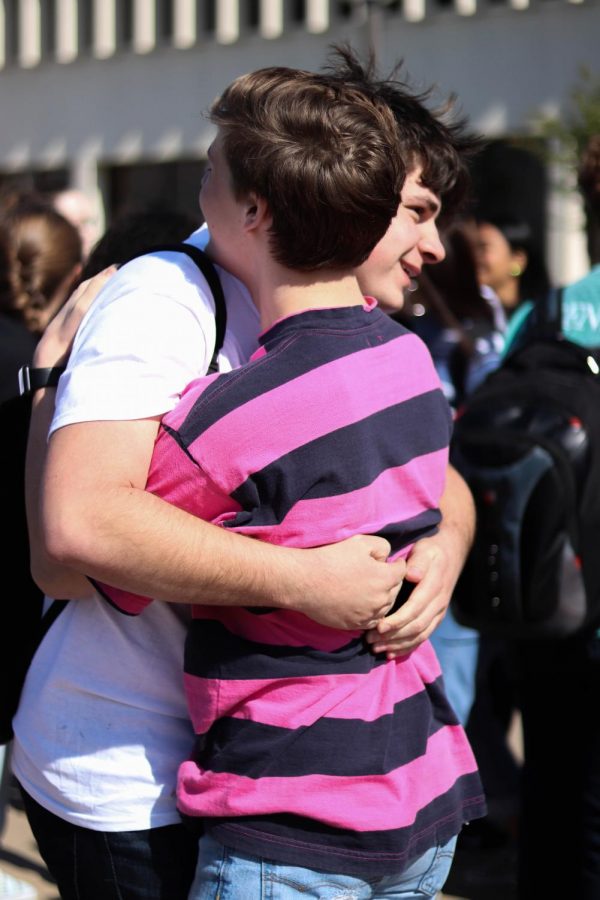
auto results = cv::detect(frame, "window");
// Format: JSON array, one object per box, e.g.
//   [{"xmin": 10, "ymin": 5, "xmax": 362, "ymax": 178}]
[
  {"xmin": 116, "ymin": 0, "xmax": 134, "ymax": 46},
  {"xmin": 157, "ymin": 0, "xmax": 174, "ymax": 40},
  {"xmin": 289, "ymin": 0, "xmax": 306, "ymax": 22},
  {"xmin": 0, "ymin": 168, "xmax": 70, "ymax": 196},
  {"xmin": 105, "ymin": 159, "xmax": 206, "ymax": 224},
  {"xmin": 4, "ymin": 0, "xmax": 20, "ymax": 64},
  {"xmin": 243, "ymin": 0, "xmax": 260, "ymax": 29},
  {"xmin": 77, "ymin": 0, "xmax": 93, "ymax": 51},
  {"xmin": 40, "ymin": 0, "xmax": 57, "ymax": 57},
  {"xmin": 200, "ymin": 0, "xmax": 216, "ymax": 33}
]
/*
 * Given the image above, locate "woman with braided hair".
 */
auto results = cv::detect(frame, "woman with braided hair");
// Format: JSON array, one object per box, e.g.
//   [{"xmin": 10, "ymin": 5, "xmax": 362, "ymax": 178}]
[
  {"xmin": 0, "ymin": 195, "xmax": 81, "ymax": 900},
  {"xmin": 0, "ymin": 193, "xmax": 82, "ymax": 338}
]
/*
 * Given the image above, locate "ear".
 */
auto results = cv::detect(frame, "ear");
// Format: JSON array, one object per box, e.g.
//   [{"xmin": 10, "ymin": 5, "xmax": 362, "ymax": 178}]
[
  {"xmin": 243, "ymin": 193, "xmax": 271, "ymax": 235},
  {"xmin": 512, "ymin": 248, "xmax": 528, "ymax": 273}
]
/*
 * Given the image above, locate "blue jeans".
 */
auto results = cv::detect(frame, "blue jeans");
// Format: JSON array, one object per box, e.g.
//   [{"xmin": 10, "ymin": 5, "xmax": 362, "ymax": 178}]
[
  {"xmin": 429, "ymin": 605, "xmax": 479, "ymax": 726},
  {"xmin": 20, "ymin": 786, "xmax": 198, "ymax": 899},
  {"xmin": 189, "ymin": 833, "xmax": 457, "ymax": 899}
]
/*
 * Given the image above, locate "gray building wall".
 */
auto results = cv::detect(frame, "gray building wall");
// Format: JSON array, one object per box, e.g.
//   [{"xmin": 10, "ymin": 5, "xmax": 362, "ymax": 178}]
[{"xmin": 0, "ymin": 0, "xmax": 598, "ymax": 281}]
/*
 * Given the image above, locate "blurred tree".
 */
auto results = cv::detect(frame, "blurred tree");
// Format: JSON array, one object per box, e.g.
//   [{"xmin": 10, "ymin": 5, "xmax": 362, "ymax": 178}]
[{"xmin": 532, "ymin": 67, "xmax": 600, "ymax": 262}]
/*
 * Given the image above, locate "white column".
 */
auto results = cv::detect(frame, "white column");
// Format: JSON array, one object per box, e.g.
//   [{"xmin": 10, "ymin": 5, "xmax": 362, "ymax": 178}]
[
  {"xmin": 93, "ymin": 0, "xmax": 116, "ymax": 59},
  {"xmin": 455, "ymin": 0, "xmax": 477, "ymax": 16},
  {"xmin": 72, "ymin": 143, "xmax": 106, "ymax": 239},
  {"xmin": 19, "ymin": 0, "xmax": 41, "ymax": 67},
  {"xmin": 216, "ymin": 0, "xmax": 239, "ymax": 44},
  {"xmin": 56, "ymin": 0, "xmax": 77, "ymax": 63},
  {"xmin": 173, "ymin": 0, "xmax": 195, "ymax": 48},
  {"xmin": 306, "ymin": 0, "xmax": 329, "ymax": 33},
  {"xmin": 403, "ymin": 0, "xmax": 426, "ymax": 24},
  {"xmin": 133, "ymin": 0, "xmax": 155, "ymax": 53},
  {"xmin": 260, "ymin": 0, "xmax": 283, "ymax": 38},
  {"xmin": 547, "ymin": 162, "xmax": 589, "ymax": 285}
]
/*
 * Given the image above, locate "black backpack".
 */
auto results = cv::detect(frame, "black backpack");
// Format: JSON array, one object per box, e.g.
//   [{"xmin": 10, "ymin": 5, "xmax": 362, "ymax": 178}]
[
  {"xmin": 450, "ymin": 288, "xmax": 600, "ymax": 640},
  {"xmin": 0, "ymin": 243, "xmax": 227, "ymax": 744}
]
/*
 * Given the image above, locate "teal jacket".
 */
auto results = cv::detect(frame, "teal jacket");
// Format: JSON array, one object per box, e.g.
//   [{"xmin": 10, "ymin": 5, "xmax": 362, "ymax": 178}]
[{"xmin": 503, "ymin": 265, "xmax": 600, "ymax": 353}]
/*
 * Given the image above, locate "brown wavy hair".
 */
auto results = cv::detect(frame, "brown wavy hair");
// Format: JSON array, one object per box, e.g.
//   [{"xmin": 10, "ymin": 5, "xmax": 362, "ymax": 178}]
[
  {"xmin": 0, "ymin": 194, "xmax": 82, "ymax": 334},
  {"xmin": 210, "ymin": 66, "xmax": 404, "ymax": 271},
  {"xmin": 323, "ymin": 45, "xmax": 481, "ymax": 221}
]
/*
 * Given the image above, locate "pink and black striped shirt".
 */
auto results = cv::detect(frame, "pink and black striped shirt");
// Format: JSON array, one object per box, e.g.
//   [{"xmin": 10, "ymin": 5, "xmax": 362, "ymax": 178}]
[{"xmin": 100, "ymin": 300, "xmax": 485, "ymax": 875}]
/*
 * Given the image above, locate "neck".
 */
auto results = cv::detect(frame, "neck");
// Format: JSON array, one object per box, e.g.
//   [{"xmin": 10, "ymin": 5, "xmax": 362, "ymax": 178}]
[
  {"xmin": 498, "ymin": 278, "xmax": 521, "ymax": 311},
  {"xmin": 251, "ymin": 264, "xmax": 366, "ymax": 331}
]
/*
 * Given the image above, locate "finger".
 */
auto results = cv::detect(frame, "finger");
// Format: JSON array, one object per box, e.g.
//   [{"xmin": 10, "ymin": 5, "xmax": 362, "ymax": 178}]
[
  {"xmin": 372, "ymin": 601, "xmax": 427, "ymax": 636},
  {"xmin": 384, "ymin": 557, "xmax": 407, "ymax": 589},
  {"xmin": 376, "ymin": 574, "xmax": 446, "ymax": 636},
  {"xmin": 367, "ymin": 595, "xmax": 445, "ymax": 643},
  {"xmin": 358, "ymin": 535, "xmax": 391, "ymax": 562},
  {"xmin": 371, "ymin": 612, "xmax": 445, "ymax": 658},
  {"xmin": 363, "ymin": 601, "xmax": 395, "ymax": 630},
  {"xmin": 70, "ymin": 266, "xmax": 116, "ymax": 299}
]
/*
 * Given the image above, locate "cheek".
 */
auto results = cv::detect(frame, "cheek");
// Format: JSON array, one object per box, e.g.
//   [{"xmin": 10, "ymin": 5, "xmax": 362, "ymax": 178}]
[
  {"xmin": 199, "ymin": 182, "xmax": 220, "ymax": 227},
  {"xmin": 198, "ymin": 183, "xmax": 210, "ymax": 218},
  {"xmin": 369, "ymin": 233, "xmax": 400, "ymax": 274},
  {"xmin": 490, "ymin": 250, "xmax": 511, "ymax": 277},
  {"xmin": 357, "ymin": 250, "xmax": 393, "ymax": 293}
]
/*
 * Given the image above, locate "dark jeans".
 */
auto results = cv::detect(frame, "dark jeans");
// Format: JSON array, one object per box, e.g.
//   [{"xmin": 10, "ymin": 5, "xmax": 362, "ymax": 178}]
[
  {"xmin": 516, "ymin": 631, "xmax": 600, "ymax": 900},
  {"xmin": 20, "ymin": 786, "xmax": 198, "ymax": 900}
]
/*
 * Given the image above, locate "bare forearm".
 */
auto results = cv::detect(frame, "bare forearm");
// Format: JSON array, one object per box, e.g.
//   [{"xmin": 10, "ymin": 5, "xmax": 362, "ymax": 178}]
[
  {"xmin": 26, "ymin": 268, "xmax": 116, "ymax": 599},
  {"xmin": 435, "ymin": 464, "xmax": 475, "ymax": 577},
  {"xmin": 46, "ymin": 485, "xmax": 406, "ymax": 627},
  {"xmin": 26, "ymin": 391, "xmax": 93, "ymax": 598},
  {"xmin": 43, "ymin": 422, "xmax": 405, "ymax": 628},
  {"xmin": 47, "ymin": 483, "xmax": 296, "ymax": 605},
  {"xmin": 432, "ymin": 466, "xmax": 475, "ymax": 580}
]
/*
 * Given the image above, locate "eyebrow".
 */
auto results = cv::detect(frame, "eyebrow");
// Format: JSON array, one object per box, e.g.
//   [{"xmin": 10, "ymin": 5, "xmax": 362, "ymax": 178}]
[
  {"xmin": 418, "ymin": 183, "xmax": 441, "ymax": 215},
  {"xmin": 407, "ymin": 188, "xmax": 441, "ymax": 217}
]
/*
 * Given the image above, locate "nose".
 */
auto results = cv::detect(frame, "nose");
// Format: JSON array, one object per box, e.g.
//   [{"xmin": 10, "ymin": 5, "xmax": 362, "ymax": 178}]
[{"xmin": 419, "ymin": 223, "xmax": 445, "ymax": 265}]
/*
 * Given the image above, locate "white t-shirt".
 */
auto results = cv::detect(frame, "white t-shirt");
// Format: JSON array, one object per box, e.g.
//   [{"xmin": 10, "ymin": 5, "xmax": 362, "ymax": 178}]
[{"xmin": 11, "ymin": 230, "xmax": 260, "ymax": 831}]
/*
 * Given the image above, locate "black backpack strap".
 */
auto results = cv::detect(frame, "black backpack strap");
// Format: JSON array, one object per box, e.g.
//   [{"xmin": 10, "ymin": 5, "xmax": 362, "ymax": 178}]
[
  {"xmin": 139, "ymin": 243, "xmax": 228, "ymax": 374},
  {"xmin": 39, "ymin": 599, "xmax": 69, "ymax": 639},
  {"xmin": 531, "ymin": 286, "xmax": 564, "ymax": 341}
]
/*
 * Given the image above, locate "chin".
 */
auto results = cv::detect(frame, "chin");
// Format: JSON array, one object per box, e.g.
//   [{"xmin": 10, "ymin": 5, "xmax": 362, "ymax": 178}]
[{"xmin": 378, "ymin": 293, "xmax": 405, "ymax": 315}]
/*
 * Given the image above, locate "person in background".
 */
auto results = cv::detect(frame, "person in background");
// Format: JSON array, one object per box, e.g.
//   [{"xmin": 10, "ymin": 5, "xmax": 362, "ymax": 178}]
[
  {"xmin": 398, "ymin": 222, "xmax": 505, "ymax": 725},
  {"xmin": 502, "ymin": 140, "xmax": 600, "ymax": 352},
  {"xmin": 80, "ymin": 209, "xmax": 201, "ymax": 280},
  {"xmin": 0, "ymin": 195, "xmax": 82, "ymax": 337},
  {"xmin": 0, "ymin": 224, "xmax": 37, "ymax": 406},
  {"xmin": 500, "ymin": 134, "xmax": 600, "ymax": 900},
  {"xmin": 0, "ymin": 193, "xmax": 81, "ymax": 900},
  {"xmin": 52, "ymin": 189, "xmax": 100, "ymax": 261},
  {"xmin": 403, "ymin": 222, "xmax": 505, "ymax": 410},
  {"xmin": 475, "ymin": 214, "xmax": 550, "ymax": 322},
  {"xmin": 463, "ymin": 213, "xmax": 552, "ymax": 881}
]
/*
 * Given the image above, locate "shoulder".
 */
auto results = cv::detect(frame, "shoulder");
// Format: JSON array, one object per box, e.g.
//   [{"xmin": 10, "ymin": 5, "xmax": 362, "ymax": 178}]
[
  {"xmin": 564, "ymin": 265, "xmax": 600, "ymax": 300},
  {"xmin": 53, "ymin": 256, "xmax": 219, "ymax": 430}
]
